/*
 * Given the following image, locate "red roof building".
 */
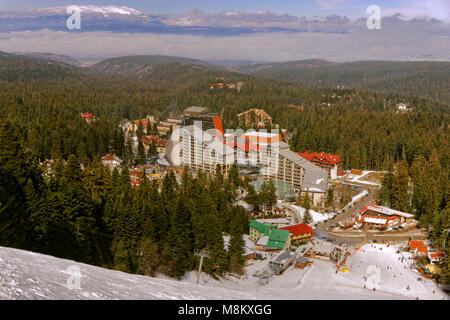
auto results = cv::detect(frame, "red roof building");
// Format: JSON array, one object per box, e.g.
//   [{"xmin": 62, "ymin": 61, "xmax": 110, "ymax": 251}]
[
  {"xmin": 356, "ymin": 203, "xmax": 414, "ymax": 229},
  {"xmin": 280, "ymin": 223, "xmax": 314, "ymax": 242},
  {"xmin": 297, "ymin": 151, "xmax": 342, "ymax": 179},
  {"xmin": 81, "ymin": 113, "xmax": 96, "ymax": 123},
  {"xmin": 409, "ymin": 240, "xmax": 428, "ymax": 256},
  {"xmin": 428, "ymin": 251, "xmax": 444, "ymax": 263},
  {"xmin": 141, "ymin": 135, "xmax": 168, "ymax": 149}
]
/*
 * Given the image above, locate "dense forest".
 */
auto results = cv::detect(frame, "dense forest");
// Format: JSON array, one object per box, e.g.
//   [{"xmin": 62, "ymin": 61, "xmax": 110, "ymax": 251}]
[
  {"xmin": 0, "ymin": 121, "xmax": 249, "ymax": 277},
  {"xmin": 377, "ymin": 154, "xmax": 450, "ymax": 283},
  {"xmin": 1, "ymin": 53, "xmax": 448, "ymax": 171},
  {"xmin": 240, "ymin": 60, "xmax": 450, "ymax": 106},
  {"xmin": 0, "ymin": 52, "xmax": 449, "ymax": 281}
]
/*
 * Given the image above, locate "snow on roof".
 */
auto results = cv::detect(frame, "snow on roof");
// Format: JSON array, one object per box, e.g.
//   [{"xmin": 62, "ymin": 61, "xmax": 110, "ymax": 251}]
[
  {"xmin": 361, "ymin": 203, "xmax": 414, "ymax": 218},
  {"xmin": 256, "ymin": 236, "xmax": 269, "ymax": 246}
]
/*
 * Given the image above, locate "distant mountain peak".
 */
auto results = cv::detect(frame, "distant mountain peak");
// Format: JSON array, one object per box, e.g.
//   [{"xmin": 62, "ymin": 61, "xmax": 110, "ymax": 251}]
[{"xmin": 31, "ymin": 5, "xmax": 143, "ymax": 17}]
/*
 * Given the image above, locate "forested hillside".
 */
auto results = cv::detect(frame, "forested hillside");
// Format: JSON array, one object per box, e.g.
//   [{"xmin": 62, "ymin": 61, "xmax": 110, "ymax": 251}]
[
  {"xmin": 0, "ymin": 52, "xmax": 449, "ymax": 281},
  {"xmin": 0, "ymin": 52, "xmax": 83, "ymax": 81},
  {"xmin": 241, "ymin": 60, "xmax": 450, "ymax": 105}
]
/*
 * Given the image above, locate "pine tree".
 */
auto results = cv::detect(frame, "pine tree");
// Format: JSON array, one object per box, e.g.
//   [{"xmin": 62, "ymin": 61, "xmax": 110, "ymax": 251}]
[
  {"xmin": 137, "ymin": 140, "xmax": 146, "ymax": 165},
  {"xmin": 227, "ymin": 213, "xmax": 246, "ymax": 274},
  {"xmin": 326, "ymin": 188, "xmax": 334, "ymax": 208},
  {"xmin": 392, "ymin": 160, "xmax": 409, "ymax": 212},
  {"xmin": 302, "ymin": 193, "xmax": 312, "ymax": 224}
]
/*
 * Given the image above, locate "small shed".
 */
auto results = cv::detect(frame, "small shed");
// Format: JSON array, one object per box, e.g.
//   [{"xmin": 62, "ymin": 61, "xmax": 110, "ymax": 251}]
[{"xmin": 294, "ymin": 256, "xmax": 312, "ymax": 269}]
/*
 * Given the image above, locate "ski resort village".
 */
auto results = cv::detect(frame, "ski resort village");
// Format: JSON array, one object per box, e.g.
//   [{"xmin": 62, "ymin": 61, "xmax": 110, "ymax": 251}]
[{"xmin": 1, "ymin": 105, "xmax": 447, "ymax": 301}]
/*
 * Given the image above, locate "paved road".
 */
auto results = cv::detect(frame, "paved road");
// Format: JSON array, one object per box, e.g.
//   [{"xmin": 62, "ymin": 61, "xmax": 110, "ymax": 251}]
[{"xmin": 314, "ymin": 186, "xmax": 426, "ymax": 246}]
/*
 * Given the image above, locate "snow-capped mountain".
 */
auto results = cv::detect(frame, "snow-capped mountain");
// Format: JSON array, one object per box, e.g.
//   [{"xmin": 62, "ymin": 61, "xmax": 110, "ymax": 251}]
[
  {"xmin": 21, "ymin": 5, "xmax": 145, "ymax": 17},
  {"xmin": 0, "ymin": 6, "xmax": 447, "ymax": 35}
]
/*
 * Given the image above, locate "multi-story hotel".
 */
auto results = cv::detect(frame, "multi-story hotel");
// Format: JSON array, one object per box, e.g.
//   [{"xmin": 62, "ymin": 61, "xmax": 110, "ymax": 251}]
[
  {"xmin": 167, "ymin": 123, "xmax": 235, "ymax": 175},
  {"xmin": 167, "ymin": 117, "xmax": 328, "ymax": 206}
]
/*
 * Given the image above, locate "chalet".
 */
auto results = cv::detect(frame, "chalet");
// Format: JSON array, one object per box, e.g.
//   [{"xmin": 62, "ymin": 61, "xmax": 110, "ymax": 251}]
[
  {"xmin": 280, "ymin": 223, "xmax": 314, "ymax": 244},
  {"xmin": 267, "ymin": 228, "xmax": 291, "ymax": 251},
  {"xmin": 297, "ymin": 151, "xmax": 343, "ymax": 179},
  {"xmin": 237, "ymin": 108, "xmax": 273, "ymax": 128},
  {"xmin": 81, "ymin": 113, "xmax": 96, "ymax": 123},
  {"xmin": 409, "ymin": 240, "xmax": 428, "ymax": 257},
  {"xmin": 129, "ymin": 170, "xmax": 144, "ymax": 183},
  {"xmin": 428, "ymin": 251, "xmax": 444, "ymax": 264},
  {"xmin": 141, "ymin": 135, "xmax": 168, "ymax": 153},
  {"xmin": 249, "ymin": 220, "xmax": 291, "ymax": 251},
  {"xmin": 249, "ymin": 220, "xmax": 275, "ymax": 242},
  {"xmin": 101, "ymin": 154, "xmax": 122, "ymax": 169},
  {"xmin": 356, "ymin": 203, "xmax": 414, "ymax": 229},
  {"xmin": 135, "ymin": 116, "xmax": 156, "ymax": 134}
]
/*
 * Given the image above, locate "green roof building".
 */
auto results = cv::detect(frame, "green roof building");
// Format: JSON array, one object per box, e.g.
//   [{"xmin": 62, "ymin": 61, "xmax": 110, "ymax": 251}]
[
  {"xmin": 249, "ymin": 220, "xmax": 291, "ymax": 250},
  {"xmin": 249, "ymin": 220, "xmax": 275, "ymax": 242},
  {"xmin": 267, "ymin": 228, "xmax": 291, "ymax": 250}
]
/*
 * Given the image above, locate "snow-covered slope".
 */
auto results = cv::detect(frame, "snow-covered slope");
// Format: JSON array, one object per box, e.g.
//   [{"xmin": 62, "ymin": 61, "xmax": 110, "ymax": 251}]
[
  {"xmin": 0, "ymin": 246, "xmax": 261, "ymax": 300},
  {"xmin": 1, "ymin": 243, "xmax": 447, "ymax": 300}
]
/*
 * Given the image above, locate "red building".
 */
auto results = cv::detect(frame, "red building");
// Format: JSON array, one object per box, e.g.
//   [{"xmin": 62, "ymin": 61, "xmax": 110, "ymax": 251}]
[
  {"xmin": 356, "ymin": 203, "xmax": 414, "ymax": 230},
  {"xmin": 81, "ymin": 113, "xmax": 96, "ymax": 123},
  {"xmin": 409, "ymin": 240, "xmax": 428, "ymax": 257},
  {"xmin": 297, "ymin": 151, "xmax": 342, "ymax": 179},
  {"xmin": 280, "ymin": 223, "xmax": 314, "ymax": 243}
]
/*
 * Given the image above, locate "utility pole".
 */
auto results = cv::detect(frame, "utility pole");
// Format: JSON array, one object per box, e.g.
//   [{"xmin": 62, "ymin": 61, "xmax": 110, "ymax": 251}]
[{"xmin": 195, "ymin": 249, "xmax": 210, "ymax": 285}]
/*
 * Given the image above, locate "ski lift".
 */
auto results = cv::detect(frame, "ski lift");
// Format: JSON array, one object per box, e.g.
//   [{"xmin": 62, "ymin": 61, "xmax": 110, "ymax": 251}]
[{"xmin": 75, "ymin": 225, "xmax": 85, "ymax": 241}]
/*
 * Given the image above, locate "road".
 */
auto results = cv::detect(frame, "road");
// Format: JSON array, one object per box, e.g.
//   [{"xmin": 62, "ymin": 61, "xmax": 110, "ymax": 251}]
[{"xmin": 314, "ymin": 185, "xmax": 426, "ymax": 246}]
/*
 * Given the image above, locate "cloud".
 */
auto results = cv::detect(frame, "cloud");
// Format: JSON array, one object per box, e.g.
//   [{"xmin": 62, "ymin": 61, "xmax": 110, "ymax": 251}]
[
  {"xmin": 382, "ymin": 0, "xmax": 450, "ymax": 22},
  {"xmin": 315, "ymin": 0, "xmax": 354, "ymax": 10},
  {"xmin": 0, "ymin": 27, "xmax": 448, "ymax": 62}
]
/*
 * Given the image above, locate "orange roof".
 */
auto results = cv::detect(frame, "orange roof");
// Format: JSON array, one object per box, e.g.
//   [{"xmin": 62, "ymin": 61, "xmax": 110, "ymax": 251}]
[
  {"xmin": 141, "ymin": 135, "xmax": 168, "ymax": 147},
  {"xmin": 81, "ymin": 113, "xmax": 95, "ymax": 119},
  {"xmin": 430, "ymin": 251, "xmax": 444, "ymax": 258},
  {"xmin": 129, "ymin": 170, "xmax": 144, "ymax": 178},
  {"xmin": 409, "ymin": 240, "xmax": 428, "ymax": 254},
  {"xmin": 298, "ymin": 150, "xmax": 341, "ymax": 165},
  {"xmin": 101, "ymin": 154, "xmax": 118, "ymax": 161}
]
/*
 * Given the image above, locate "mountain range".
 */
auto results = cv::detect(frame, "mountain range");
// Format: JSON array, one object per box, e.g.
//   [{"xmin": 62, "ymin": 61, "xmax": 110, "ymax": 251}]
[
  {"xmin": 1, "ymin": 51, "xmax": 449, "ymax": 105},
  {"xmin": 1, "ymin": 6, "xmax": 449, "ymax": 35},
  {"xmin": 1, "ymin": 5, "xmax": 449, "ymax": 62}
]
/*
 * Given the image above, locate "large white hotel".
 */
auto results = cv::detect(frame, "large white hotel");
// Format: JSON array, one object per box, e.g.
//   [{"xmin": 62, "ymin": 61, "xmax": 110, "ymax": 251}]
[{"xmin": 166, "ymin": 113, "xmax": 329, "ymax": 207}]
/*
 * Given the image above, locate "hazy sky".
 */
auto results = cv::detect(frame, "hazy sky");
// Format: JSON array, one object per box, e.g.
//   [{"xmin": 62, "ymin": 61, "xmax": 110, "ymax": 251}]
[
  {"xmin": 0, "ymin": 0, "xmax": 448, "ymax": 61},
  {"xmin": 1, "ymin": 0, "xmax": 449, "ymax": 21}
]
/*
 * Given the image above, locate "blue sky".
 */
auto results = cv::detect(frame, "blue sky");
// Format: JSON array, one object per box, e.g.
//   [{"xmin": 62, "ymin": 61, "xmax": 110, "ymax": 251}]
[{"xmin": 1, "ymin": 0, "xmax": 448, "ymax": 20}]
